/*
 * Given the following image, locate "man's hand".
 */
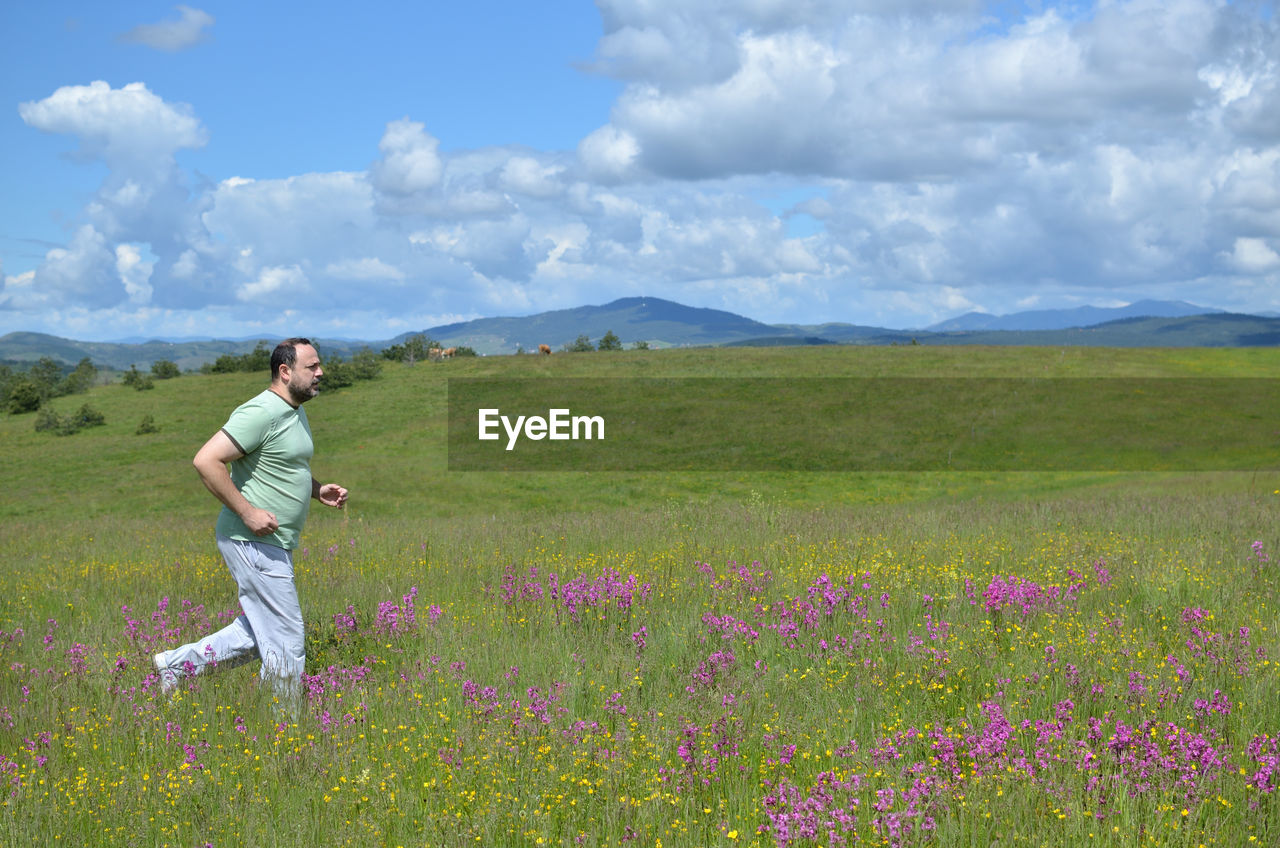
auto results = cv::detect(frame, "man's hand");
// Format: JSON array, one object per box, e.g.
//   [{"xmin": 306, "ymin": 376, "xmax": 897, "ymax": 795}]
[
  {"xmin": 316, "ymin": 483, "xmax": 348, "ymax": 508},
  {"xmin": 241, "ymin": 506, "xmax": 280, "ymax": 536}
]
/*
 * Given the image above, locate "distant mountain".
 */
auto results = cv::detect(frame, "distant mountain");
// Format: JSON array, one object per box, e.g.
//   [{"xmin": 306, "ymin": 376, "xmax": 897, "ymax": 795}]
[
  {"xmin": 903, "ymin": 313, "xmax": 1280, "ymax": 347},
  {"xmin": 0, "ymin": 332, "xmax": 368, "ymax": 371},
  {"xmin": 926, "ymin": 300, "xmax": 1222, "ymax": 332},
  {"xmin": 767, "ymin": 322, "xmax": 905, "ymax": 343},
  {"xmin": 2, "ymin": 298, "xmax": 1278, "ymax": 369},
  {"xmin": 413, "ymin": 296, "xmax": 785, "ymax": 353}
]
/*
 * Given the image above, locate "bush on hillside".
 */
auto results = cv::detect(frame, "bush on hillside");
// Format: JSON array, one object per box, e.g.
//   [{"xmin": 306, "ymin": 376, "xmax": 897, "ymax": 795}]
[
  {"xmin": 60, "ymin": 358, "xmax": 98, "ymax": 394},
  {"xmin": 151, "ymin": 360, "xmax": 181, "ymax": 379},
  {"xmin": 320, "ymin": 358, "xmax": 355, "ymax": 389},
  {"xmin": 203, "ymin": 341, "xmax": 273, "ymax": 375},
  {"xmin": 6, "ymin": 379, "xmax": 44, "ymax": 414},
  {"xmin": 349, "ymin": 347, "xmax": 383, "ymax": 379},
  {"xmin": 382, "ymin": 334, "xmax": 439, "ymax": 365},
  {"xmin": 136, "ymin": 414, "xmax": 160, "ymax": 435},
  {"xmin": 121, "ymin": 365, "xmax": 155, "ymax": 391},
  {"xmin": 597, "ymin": 330, "xmax": 622, "ymax": 352},
  {"xmin": 34, "ymin": 403, "xmax": 105, "ymax": 436},
  {"xmin": 565, "ymin": 334, "xmax": 594, "ymax": 353}
]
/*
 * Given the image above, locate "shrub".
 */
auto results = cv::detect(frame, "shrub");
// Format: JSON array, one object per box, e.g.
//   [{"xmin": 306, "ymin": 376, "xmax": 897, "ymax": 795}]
[
  {"xmin": 71, "ymin": 404, "xmax": 105, "ymax": 429},
  {"xmin": 60, "ymin": 358, "xmax": 98, "ymax": 394},
  {"xmin": 33, "ymin": 406, "xmax": 63, "ymax": 433},
  {"xmin": 452, "ymin": 346, "xmax": 477, "ymax": 357},
  {"xmin": 121, "ymin": 365, "xmax": 154, "ymax": 391},
  {"xmin": 203, "ymin": 341, "xmax": 272, "ymax": 374},
  {"xmin": 566, "ymin": 334, "xmax": 594, "ymax": 353},
  {"xmin": 33, "ymin": 404, "xmax": 103, "ymax": 436},
  {"xmin": 320, "ymin": 357, "xmax": 354, "ymax": 389},
  {"xmin": 631, "ymin": 340, "xmax": 650, "ymax": 351},
  {"xmin": 382, "ymin": 334, "xmax": 438, "ymax": 365},
  {"xmin": 597, "ymin": 330, "xmax": 622, "ymax": 352},
  {"xmin": 28, "ymin": 357, "xmax": 63, "ymax": 396},
  {"xmin": 136, "ymin": 414, "xmax": 160, "ymax": 435},
  {"xmin": 151, "ymin": 360, "xmax": 181, "ymax": 379},
  {"xmin": 6, "ymin": 379, "xmax": 43, "ymax": 414},
  {"xmin": 349, "ymin": 348, "xmax": 383, "ymax": 380}
]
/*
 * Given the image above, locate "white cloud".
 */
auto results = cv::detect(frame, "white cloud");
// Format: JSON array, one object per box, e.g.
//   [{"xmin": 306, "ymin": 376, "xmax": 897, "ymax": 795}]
[
  {"xmin": 115, "ymin": 244, "xmax": 154, "ymax": 303},
  {"xmin": 25, "ymin": 225, "xmax": 127, "ymax": 309},
  {"xmin": 500, "ymin": 156, "xmax": 566, "ymax": 198},
  {"xmin": 0, "ymin": 270, "xmax": 39, "ymax": 310},
  {"xmin": 237, "ymin": 265, "xmax": 308, "ymax": 303},
  {"xmin": 324, "ymin": 257, "xmax": 406, "ymax": 281},
  {"xmin": 370, "ymin": 119, "xmax": 443, "ymax": 197},
  {"xmin": 19, "ymin": 81, "xmax": 206, "ymax": 165},
  {"xmin": 119, "ymin": 5, "xmax": 214, "ymax": 52},
  {"xmin": 1226, "ymin": 238, "xmax": 1280, "ymax": 273},
  {"xmin": 578, "ymin": 126, "xmax": 641, "ymax": 182},
  {"xmin": 203, "ymin": 172, "xmax": 375, "ymax": 264}
]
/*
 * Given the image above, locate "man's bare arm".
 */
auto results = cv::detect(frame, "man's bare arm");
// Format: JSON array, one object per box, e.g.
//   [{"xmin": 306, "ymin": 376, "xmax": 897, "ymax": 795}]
[{"xmin": 193, "ymin": 430, "xmax": 278, "ymax": 536}]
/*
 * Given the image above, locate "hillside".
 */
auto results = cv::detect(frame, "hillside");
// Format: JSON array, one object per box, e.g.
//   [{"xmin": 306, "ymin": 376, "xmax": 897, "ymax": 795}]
[
  {"xmin": 407, "ymin": 296, "xmax": 786, "ymax": 352},
  {"xmin": 4, "ymin": 297, "xmax": 1280, "ymax": 369},
  {"xmin": 3, "ymin": 344, "xmax": 1278, "ymax": 526},
  {"xmin": 926, "ymin": 299, "xmax": 1221, "ymax": 331}
]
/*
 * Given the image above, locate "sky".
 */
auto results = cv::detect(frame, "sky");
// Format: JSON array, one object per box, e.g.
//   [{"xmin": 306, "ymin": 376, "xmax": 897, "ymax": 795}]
[{"xmin": 2, "ymin": 0, "xmax": 1279, "ymax": 342}]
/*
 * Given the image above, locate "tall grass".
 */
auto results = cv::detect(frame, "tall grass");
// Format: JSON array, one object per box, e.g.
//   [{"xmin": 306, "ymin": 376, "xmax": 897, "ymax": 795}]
[{"xmin": 3, "ymin": 491, "xmax": 1280, "ymax": 846}]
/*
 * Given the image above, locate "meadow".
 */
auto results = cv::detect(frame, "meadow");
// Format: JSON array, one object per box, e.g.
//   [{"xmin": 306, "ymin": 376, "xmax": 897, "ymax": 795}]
[{"xmin": 1, "ymin": 344, "xmax": 1278, "ymax": 847}]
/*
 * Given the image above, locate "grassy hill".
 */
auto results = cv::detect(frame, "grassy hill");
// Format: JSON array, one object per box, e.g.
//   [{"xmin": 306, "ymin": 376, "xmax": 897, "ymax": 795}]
[{"xmin": 3, "ymin": 344, "xmax": 1277, "ymax": 531}]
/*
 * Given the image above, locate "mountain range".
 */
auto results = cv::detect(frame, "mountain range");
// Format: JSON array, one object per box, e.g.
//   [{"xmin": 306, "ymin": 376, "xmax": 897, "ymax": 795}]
[{"xmin": 2, "ymin": 297, "xmax": 1278, "ymax": 370}]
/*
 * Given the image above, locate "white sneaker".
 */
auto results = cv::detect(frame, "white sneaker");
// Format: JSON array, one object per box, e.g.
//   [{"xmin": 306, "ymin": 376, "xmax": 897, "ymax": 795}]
[{"xmin": 154, "ymin": 651, "xmax": 177, "ymax": 695}]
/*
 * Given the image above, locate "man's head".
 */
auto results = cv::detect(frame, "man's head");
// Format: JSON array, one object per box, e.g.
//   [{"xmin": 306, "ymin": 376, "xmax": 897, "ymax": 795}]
[{"xmin": 271, "ymin": 337, "xmax": 323, "ymax": 405}]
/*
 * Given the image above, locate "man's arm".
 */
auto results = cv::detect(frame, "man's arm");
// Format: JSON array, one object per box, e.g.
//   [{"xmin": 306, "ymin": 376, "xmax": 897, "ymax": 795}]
[
  {"xmin": 312, "ymin": 477, "xmax": 348, "ymax": 508},
  {"xmin": 193, "ymin": 430, "xmax": 279, "ymax": 536}
]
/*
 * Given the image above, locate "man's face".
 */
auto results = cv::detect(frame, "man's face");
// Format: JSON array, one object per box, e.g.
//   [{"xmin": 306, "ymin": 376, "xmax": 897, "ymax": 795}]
[{"xmin": 283, "ymin": 344, "xmax": 323, "ymax": 404}]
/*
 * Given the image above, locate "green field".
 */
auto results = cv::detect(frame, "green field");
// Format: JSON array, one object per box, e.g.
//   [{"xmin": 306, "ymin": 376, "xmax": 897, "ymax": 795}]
[{"xmin": 2, "ymin": 345, "xmax": 1279, "ymax": 846}]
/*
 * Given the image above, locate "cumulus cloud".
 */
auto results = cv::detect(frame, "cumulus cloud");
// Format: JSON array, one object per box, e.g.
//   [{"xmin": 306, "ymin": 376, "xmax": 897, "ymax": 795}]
[
  {"xmin": 370, "ymin": 119, "xmax": 444, "ymax": 197},
  {"xmin": 19, "ymin": 81, "xmax": 207, "ymax": 166},
  {"xmin": 118, "ymin": 5, "xmax": 214, "ymax": 52},
  {"xmin": 115, "ymin": 244, "xmax": 154, "ymax": 303},
  {"xmin": 237, "ymin": 265, "xmax": 308, "ymax": 303},
  {"xmin": 30, "ymin": 225, "xmax": 127, "ymax": 309},
  {"xmin": 1226, "ymin": 238, "xmax": 1280, "ymax": 273}
]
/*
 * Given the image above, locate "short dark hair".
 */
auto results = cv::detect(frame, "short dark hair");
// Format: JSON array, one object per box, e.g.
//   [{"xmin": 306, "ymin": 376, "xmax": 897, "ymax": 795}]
[{"xmin": 271, "ymin": 337, "xmax": 313, "ymax": 380}]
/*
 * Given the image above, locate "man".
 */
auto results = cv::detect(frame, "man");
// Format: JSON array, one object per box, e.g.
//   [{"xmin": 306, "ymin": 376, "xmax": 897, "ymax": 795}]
[{"xmin": 154, "ymin": 338, "xmax": 348, "ymax": 696}]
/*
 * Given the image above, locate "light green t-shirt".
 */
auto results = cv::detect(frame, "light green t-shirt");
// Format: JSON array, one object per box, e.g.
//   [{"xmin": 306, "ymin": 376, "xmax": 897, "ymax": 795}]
[{"xmin": 215, "ymin": 389, "xmax": 314, "ymax": 550}]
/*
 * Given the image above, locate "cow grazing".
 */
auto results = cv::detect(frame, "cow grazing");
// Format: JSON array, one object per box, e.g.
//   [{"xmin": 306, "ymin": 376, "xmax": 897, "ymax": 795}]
[
  {"xmin": 442, "ymin": 347, "xmax": 457, "ymax": 359},
  {"xmin": 538, "ymin": 344, "xmax": 551, "ymax": 355}
]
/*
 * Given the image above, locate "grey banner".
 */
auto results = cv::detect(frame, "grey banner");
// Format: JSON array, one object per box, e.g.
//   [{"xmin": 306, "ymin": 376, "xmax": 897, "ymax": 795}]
[{"xmin": 447, "ymin": 377, "xmax": 1279, "ymax": 471}]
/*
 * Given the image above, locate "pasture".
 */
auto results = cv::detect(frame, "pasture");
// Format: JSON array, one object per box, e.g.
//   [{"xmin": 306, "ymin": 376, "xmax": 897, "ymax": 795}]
[{"xmin": 1, "ymin": 345, "xmax": 1278, "ymax": 846}]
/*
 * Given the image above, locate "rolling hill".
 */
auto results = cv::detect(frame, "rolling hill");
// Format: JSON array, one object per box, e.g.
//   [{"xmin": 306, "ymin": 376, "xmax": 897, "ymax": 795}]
[{"xmin": 3, "ymin": 297, "xmax": 1278, "ymax": 369}]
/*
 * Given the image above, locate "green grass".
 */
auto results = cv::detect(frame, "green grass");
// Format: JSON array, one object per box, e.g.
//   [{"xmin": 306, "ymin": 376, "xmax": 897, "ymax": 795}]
[
  {"xmin": 3, "ymin": 344, "xmax": 1278, "ymax": 526},
  {"xmin": 2, "ymin": 345, "xmax": 1280, "ymax": 847}
]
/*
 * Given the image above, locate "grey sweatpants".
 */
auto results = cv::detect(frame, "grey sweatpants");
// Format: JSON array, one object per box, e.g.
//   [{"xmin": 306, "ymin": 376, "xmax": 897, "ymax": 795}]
[{"xmin": 158, "ymin": 536, "xmax": 305, "ymax": 694}]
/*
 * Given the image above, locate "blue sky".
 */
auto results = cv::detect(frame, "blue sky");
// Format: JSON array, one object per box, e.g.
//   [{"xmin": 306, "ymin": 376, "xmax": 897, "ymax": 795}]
[{"xmin": 3, "ymin": 1, "xmax": 1279, "ymax": 341}]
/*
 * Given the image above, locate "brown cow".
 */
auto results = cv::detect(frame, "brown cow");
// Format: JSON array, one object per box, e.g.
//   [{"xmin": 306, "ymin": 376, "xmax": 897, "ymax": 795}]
[
  {"xmin": 538, "ymin": 344, "xmax": 551, "ymax": 355},
  {"xmin": 442, "ymin": 347, "xmax": 457, "ymax": 359},
  {"xmin": 428, "ymin": 347, "xmax": 443, "ymax": 362}
]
